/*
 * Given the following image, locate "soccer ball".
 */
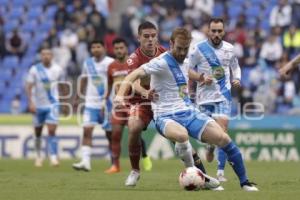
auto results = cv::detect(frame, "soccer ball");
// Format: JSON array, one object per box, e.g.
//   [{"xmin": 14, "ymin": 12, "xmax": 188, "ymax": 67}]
[{"xmin": 179, "ymin": 167, "xmax": 205, "ymax": 191}]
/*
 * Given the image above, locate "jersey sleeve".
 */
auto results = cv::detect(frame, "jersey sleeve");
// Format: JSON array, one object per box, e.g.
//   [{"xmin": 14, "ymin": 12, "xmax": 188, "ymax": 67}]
[
  {"xmin": 26, "ymin": 66, "xmax": 36, "ymax": 84},
  {"xmin": 230, "ymin": 54, "xmax": 241, "ymax": 80},
  {"xmin": 188, "ymin": 46, "xmax": 201, "ymax": 71},
  {"xmin": 142, "ymin": 58, "xmax": 164, "ymax": 75}
]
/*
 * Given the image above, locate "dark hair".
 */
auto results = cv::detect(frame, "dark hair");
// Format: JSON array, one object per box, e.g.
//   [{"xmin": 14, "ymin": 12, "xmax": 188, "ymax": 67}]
[
  {"xmin": 170, "ymin": 27, "xmax": 192, "ymax": 42},
  {"xmin": 208, "ymin": 17, "xmax": 225, "ymax": 27},
  {"xmin": 90, "ymin": 39, "xmax": 104, "ymax": 46},
  {"xmin": 112, "ymin": 37, "xmax": 128, "ymax": 47},
  {"xmin": 40, "ymin": 46, "xmax": 52, "ymax": 52},
  {"xmin": 138, "ymin": 21, "xmax": 157, "ymax": 35}
]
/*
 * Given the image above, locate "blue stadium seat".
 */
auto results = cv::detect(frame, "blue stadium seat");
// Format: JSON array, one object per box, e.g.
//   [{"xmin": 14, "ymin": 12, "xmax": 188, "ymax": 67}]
[
  {"xmin": 0, "ymin": 0, "xmax": 9, "ymax": 5},
  {"xmin": 9, "ymin": 7, "xmax": 24, "ymax": 20},
  {"xmin": 12, "ymin": 0, "xmax": 27, "ymax": 7},
  {"xmin": 45, "ymin": 5, "xmax": 58, "ymax": 19},
  {"xmin": 2, "ymin": 56, "xmax": 19, "ymax": 70},
  {"xmin": 241, "ymin": 67, "xmax": 252, "ymax": 89},
  {"xmin": 3, "ymin": 20, "xmax": 19, "ymax": 33},
  {"xmin": 213, "ymin": 3, "xmax": 224, "ymax": 17},
  {"xmin": 39, "ymin": 20, "xmax": 54, "ymax": 33},
  {"xmin": 228, "ymin": 5, "xmax": 242, "ymax": 19},
  {"xmin": 20, "ymin": 56, "xmax": 34, "ymax": 70},
  {"xmin": 245, "ymin": 6, "xmax": 261, "ymax": 18},
  {"xmin": 21, "ymin": 20, "xmax": 38, "ymax": 33},
  {"xmin": 250, "ymin": 0, "xmax": 262, "ymax": 5},
  {"xmin": 261, "ymin": 19, "xmax": 270, "ymax": 31},
  {"xmin": 29, "ymin": 0, "xmax": 46, "ymax": 7},
  {"xmin": 231, "ymin": 0, "xmax": 244, "ymax": 5},
  {"xmin": 26, "ymin": 7, "xmax": 43, "ymax": 20}
]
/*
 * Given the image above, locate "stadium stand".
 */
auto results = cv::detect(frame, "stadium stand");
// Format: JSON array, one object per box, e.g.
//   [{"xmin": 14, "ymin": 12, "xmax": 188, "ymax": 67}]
[{"xmin": 0, "ymin": 0, "xmax": 299, "ymax": 115}]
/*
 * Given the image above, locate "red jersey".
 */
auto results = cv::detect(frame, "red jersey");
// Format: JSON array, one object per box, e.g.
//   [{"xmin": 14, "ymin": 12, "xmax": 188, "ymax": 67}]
[
  {"xmin": 126, "ymin": 45, "xmax": 166, "ymax": 103},
  {"xmin": 107, "ymin": 60, "xmax": 130, "ymax": 95}
]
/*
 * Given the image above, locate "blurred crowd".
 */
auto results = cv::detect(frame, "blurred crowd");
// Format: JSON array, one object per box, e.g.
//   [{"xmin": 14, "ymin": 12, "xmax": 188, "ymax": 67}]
[{"xmin": 0, "ymin": 0, "xmax": 300, "ymax": 115}]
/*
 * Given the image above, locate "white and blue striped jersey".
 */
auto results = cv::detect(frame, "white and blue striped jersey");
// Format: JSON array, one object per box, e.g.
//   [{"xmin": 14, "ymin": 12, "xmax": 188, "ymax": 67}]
[
  {"xmin": 26, "ymin": 62, "xmax": 64, "ymax": 108},
  {"xmin": 188, "ymin": 40, "xmax": 241, "ymax": 105},
  {"xmin": 142, "ymin": 52, "xmax": 194, "ymax": 118},
  {"xmin": 81, "ymin": 56, "xmax": 114, "ymax": 108}
]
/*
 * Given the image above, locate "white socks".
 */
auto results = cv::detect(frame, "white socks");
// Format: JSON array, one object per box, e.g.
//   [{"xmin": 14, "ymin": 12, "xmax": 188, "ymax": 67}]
[
  {"xmin": 82, "ymin": 146, "xmax": 91, "ymax": 164},
  {"xmin": 175, "ymin": 141, "xmax": 194, "ymax": 167}
]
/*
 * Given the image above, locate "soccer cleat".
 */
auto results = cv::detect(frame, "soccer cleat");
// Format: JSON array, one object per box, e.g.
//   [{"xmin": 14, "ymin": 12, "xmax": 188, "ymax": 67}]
[
  {"xmin": 205, "ymin": 144, "xmax": 215, "ymax": 162},
  {"xmin": 142, "ymin": 156, "xmax": 152, "ymax": 171},
  {"xmin": 202, "ymin": 173, "xmax": 221, "ymax": 189},
  {"xmin": 241, "ymin": 180, "xmax": 259, "ymax": 191},
  {"xmin": 105, "ymin": 165, "xmax": 120, "ymax": 174},
  {"xmin": 34, "ymin": 157, "xmax": 43, "ymax": 167},
  {"xmin": 210, "ymin": 186, "xmax": 225, "ymax": 191},
  {"xmin": 50, "ymin": 156, "xmax": 59, "ymax": 167},
  {"xmin": 217, "ymin": 174, "xmax": 228, "ymax": 182},
  {"xmin": 125, "ymin": 170, "xmax": 140, "ymax": 186},
  {"xmin": 72, "ymin": 161, "xmax": 91, "ymax": 172}
]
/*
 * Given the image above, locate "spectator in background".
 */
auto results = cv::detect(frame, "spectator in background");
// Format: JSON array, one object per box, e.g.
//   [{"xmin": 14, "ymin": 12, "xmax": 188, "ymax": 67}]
[
  {"xmin": 60, "ymin": 28, "xmax": 79, "ymax": 63},
  {"xmin": 184, "ymin": 0, "xmax": 214, "ymax": 27},
  {"xmin": 260, "ymin": 33, "xmax": 283, "ymax": 67},
  {"xmin": 11, "ymin": 94, "xmax": 21, "ymax": 115},
  {"xmin": 55, "ymin": 2, "xmax": 69, "ymax": 31},
  {"xmin": 5, "ymin": 29, "xmax": 27, "ymax": 58},
  {"xmin": 87, "ymin": 3, "xmax": 107, "ymax": 40},
  {"xmin": 94, "ymin": 0, "xmax": 112, "ymax": 18},
  {"xmin": 46, "ymin": 28, "xmax": 59, "ymax": 48},
  {"xmin": 291, "ymin": 0, "xmax": 300, "ymax": 28},
  {"xmin": 269, "ymin": 0, "xmax": 292, "ymax": 31},
  {"xmin": 75, "ymin": 28, "xmax": 89, "ymax": 68},
  {"xmin": 283, "ymin": 25, "xmax": 300, "ymax": 56},
  {"xmin": 104, "ymin": 28, "xmax": 117, "ymax": 57},
  {"xmin": 85, "ymin": 24, "xmax": 97, "ymax": 45},
  {"xmin": 159, "ymin": 7, "xmax": 182, "ymax": 47},
  {"xmin": 119, "ymin": 12, "xmax": 137, "ymax": 51},
  {"xmin": 52, "ymin": 40, "xmax": 71, "ymax": 71},
  {"xmin": 243, "ymin": 36, "xmax": 260, "ymax": 68}
]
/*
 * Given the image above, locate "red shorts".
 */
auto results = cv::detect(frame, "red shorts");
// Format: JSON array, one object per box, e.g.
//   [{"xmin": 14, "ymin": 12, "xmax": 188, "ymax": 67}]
[
  {"xmin": 129, "ymin": 103, "xmax": 153, "ymax": 127},
  {"xmin": 111, "ymin": 106, "xmax": 129, "ymax": 126}
]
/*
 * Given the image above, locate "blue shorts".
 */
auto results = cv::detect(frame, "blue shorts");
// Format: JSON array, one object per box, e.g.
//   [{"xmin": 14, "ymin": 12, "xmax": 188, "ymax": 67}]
[
  {"xmin": 83, "ymin": 107, "xmax": 104, "ymax": 127},
  {"xmin": 33, "ymin": 106, "xmax": 59, "ymax": 127},
  {"xmin": 154, "ymin": 109, "xmax": 213, "ymax": 140},
  {"xmin": 198, "ymin": 101, "xmax": 231, "ymax": 118}
]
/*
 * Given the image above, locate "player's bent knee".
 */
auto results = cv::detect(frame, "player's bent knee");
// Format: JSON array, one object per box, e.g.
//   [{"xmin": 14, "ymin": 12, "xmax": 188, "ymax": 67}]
[{"xmin": 217, "ymin": 132, "xmax": 231, "ymax": 147}]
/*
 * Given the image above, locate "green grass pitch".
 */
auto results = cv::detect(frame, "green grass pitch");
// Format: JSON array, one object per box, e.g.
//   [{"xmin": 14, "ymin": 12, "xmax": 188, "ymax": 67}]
[{"xmin": 0, "ymin": 159, "xmax": 299, "ymax": 200}]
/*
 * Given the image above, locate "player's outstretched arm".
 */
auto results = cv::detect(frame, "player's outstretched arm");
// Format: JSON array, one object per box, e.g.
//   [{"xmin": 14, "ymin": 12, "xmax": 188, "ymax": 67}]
[
  {"xmin": 115, "ymin": 68, "xmax": 148, "ymax": 104},
  {"xmin": 188, "ymin": 69, "xmax": 213, "ymax": 86},
  {"xmin": 279, "ymin": 54, "xmax": 300, "ymax": 78},
  {"xmin": 25, "ymin": 82, "xmax": 35, "ymax": 113}
]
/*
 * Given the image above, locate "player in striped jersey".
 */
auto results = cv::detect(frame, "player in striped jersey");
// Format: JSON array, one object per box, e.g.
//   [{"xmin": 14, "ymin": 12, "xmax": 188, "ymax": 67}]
[{"xmin": 188, "ymin": 18, "xmax": 241, "ymax": 181}]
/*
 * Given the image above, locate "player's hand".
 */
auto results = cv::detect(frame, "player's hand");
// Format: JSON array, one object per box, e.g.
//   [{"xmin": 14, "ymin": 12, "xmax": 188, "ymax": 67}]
[
  {"xmin": 142, "ymin": 89, "xmax": 159, "ymax": 102},
  {"xmin": 113, "ymin": 95, "xmax": 126, "ymax": 109},
  {"xmin": 279, "ymin": 63, "xmax": 293, "ymax": 79},
  {"xmin": 199, "ymin": 73, "xmax": 213, "ymax": 86},
  {"xmin": 231, "ymin": 79, "xmax": 241, "ymax": 89},
  {"xmin": 29, "ymin": 102, "xmax": 36, "ymax": 114}
]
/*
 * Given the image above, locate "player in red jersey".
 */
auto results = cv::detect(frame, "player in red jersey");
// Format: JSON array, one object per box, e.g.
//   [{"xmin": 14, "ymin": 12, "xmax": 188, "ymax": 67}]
[
  {"xmin": 120, "ymin": 21, "xmax": 164, "ymax": 186},
  {"xmin": 105, "ymin": 38, "xmax": 151, "ymax": 174}
]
